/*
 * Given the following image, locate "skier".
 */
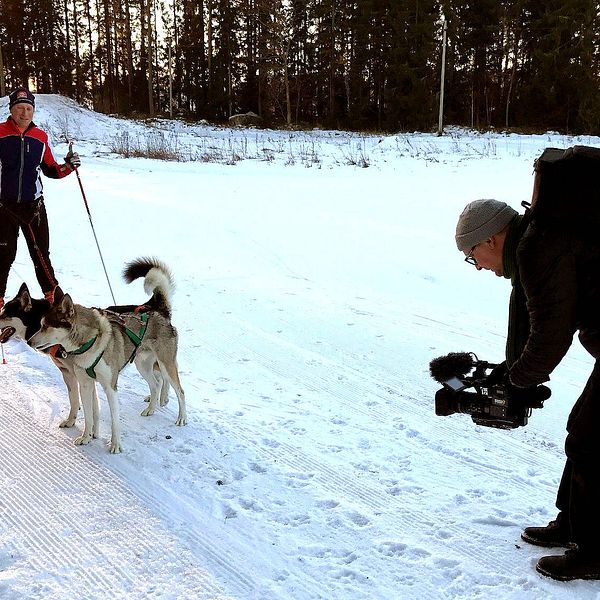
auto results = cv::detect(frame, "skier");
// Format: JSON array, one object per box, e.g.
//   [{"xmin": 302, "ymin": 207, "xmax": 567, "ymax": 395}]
[{"xmin": 0, "ymin": 87, "xmax": 81, "ymax": 310}]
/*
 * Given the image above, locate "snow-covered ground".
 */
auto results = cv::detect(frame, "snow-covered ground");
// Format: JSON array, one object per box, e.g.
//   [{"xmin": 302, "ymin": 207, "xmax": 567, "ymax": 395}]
[{"xmin": 0, "ymin": 95, "xmax": 598, "ymax": 599}]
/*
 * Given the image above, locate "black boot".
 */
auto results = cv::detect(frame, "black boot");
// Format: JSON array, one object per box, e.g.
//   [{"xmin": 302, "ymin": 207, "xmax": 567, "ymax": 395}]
[
  {"xmin": 536, "ymin": 549, "xmax": 600, "ymax": 581},
  {"xmin": 521, "ymin": 518, "xmax": 571, "ymax": 548}
]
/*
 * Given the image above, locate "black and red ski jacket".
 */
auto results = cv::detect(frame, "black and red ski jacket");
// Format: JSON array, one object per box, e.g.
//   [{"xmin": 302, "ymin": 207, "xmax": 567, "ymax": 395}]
[{"xmin": 0, "ymin": 117, "xmax": 73, "ymax": 203}]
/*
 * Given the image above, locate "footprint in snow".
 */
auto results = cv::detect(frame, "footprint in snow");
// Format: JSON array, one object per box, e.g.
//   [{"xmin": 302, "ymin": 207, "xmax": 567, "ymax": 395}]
[
  {"xmin": 376, "ymin": 541, "xmax": 408, "ymax": 557},
  {"xmin": 332, "ymin": 568, "xmax": 365, "ymax": 582},
  {"xmin": 231, "ymin": 469, "xmax": 246, "ymax": 481},
  {"xmin": 285, "ymin": 471, "xmax": 315, "ymax": 488},
  {"xmin": 262, "ymin": 438, "xmax": 280, "ymax": 448},
  {"xmin": 290, "ymin": 426, "xmax": 307, "ymax": 435},
  {"xmin": 316, "ymin": 499, "xmax": 340, "ymax": 510},
  {"xmin": 238, "ymin": 498, "xmax": 264, "ymax": 512},
  {"xmin": 347, "ymin": 511, "xmax": 371, "ymax": 528},
  {"xmin": 386, "ymin": 483, "xmax": 424, "ymax": 497},
  {"xmin": 249, "ymin": 462, "xmax": 267, "ymax": 474},
  {"xmin": 215, "ymin": 503, "xmax": 237, "ymax": 521},
  {"xmin": 283, "ymin": 513, "xmax": 311, "ymax": 527},
  {"xmin": 433, "ymin": 557, "xmax": 462, "ymax": 579}
]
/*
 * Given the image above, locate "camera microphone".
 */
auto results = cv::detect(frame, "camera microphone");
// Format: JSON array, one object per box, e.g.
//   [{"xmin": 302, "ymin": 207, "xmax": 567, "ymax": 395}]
[{"xmin": 429, "ymin": 352, "xmax": 475, "ymax": 383}]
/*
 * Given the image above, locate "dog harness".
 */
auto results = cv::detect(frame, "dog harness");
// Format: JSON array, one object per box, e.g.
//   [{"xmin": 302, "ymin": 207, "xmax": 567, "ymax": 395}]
[{"xmin": 69, "ymin": 312, "xmax": 149, "ymax": 379}]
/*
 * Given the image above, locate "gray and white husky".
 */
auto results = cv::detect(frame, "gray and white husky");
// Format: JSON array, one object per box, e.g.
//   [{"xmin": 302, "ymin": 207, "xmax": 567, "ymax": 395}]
[
  {"xmin": 29, "ymin": 257, "xmax": 187, "ymax": 453},
  {"xmin": 0, "ymin": 280, "xmax": 169, "ymax": 437}
]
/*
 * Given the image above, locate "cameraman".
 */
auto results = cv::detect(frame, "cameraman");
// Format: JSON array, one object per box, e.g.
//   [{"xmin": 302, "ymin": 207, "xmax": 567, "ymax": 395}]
[{"xmin": 455, "ymin": 198, "xmax": 600, "ymax": 581}]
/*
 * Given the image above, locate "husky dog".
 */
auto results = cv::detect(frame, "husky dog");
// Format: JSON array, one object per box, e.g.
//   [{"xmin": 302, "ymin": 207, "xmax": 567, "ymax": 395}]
[
  {"xmin": 29, "ymin": 257, "xmax": 187, "ymax": 453},
  {"xmin": 0, "ymin": 283, "xmax": 99, "ymax": 431},
  {"xmin": 0, "ymin": 283, "xmax": 170, "ymax": 435}
]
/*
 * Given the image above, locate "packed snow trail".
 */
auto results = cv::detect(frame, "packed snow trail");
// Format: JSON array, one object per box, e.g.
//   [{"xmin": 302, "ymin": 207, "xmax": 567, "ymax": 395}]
[{"xmin": 0, "ymin": 364, "xmax": 232, "ymax": 600}]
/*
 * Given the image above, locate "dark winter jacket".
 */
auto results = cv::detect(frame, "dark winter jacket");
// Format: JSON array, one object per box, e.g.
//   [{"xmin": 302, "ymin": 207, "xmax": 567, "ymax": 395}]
[
  {"xmin": 506, "ymin": 216, "xmax": 600, "ymax": 387},
  {"xmin": 0, "ymin": 117, "xmax": 72, "ymax": 203},
  {"xmin": 503, "ymin": 215, "xmax": 530, "ymax": 369}
]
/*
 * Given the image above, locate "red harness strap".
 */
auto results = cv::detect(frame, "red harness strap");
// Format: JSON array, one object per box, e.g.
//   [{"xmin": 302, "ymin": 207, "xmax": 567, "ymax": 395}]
[{"xmin": 47, "ymin": 344, "xmax": 67, "ymax": 359}]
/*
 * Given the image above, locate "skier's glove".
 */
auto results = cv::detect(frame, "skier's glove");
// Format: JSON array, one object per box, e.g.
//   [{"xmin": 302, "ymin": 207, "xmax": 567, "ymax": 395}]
[{"xmin": 65, "ymin": 150, "xmax": 81, "ymax": 169}]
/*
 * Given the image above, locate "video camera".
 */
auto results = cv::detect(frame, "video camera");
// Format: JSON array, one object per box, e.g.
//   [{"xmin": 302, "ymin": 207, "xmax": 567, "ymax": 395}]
[{"xmin": 429, "ymin": 352, "xmax": 551, "ymax": 429}]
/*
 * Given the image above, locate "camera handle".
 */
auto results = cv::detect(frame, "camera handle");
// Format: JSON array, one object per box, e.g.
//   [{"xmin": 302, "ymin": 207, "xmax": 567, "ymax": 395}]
[{"xmin": 472, "ymin": 360, "xmax": 498, "ymax": 380}]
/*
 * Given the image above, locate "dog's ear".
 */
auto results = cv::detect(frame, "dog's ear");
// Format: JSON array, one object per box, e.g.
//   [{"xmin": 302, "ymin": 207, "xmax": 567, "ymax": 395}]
[
  {"xmin": 17, "ymin": 283, "xmax": 32, "ymax": 312},
  {"xmin": 53, "ymin": 286, "xmax": 65, "ymax": 305},
  {"xmin": 60, "ymin": 293, "xmax": 75, "ymax": 319}
]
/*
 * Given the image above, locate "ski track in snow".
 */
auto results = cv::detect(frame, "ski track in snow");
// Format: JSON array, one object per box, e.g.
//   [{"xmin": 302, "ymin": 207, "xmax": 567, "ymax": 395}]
[{"xmin": 0, "ymin": 371, "xmax": 230, "ymax": 600}]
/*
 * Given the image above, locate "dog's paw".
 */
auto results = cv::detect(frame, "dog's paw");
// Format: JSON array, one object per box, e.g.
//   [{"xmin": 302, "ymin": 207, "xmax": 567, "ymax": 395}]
[
  {"xmin": 159, "ymin": 396, "xmax": 169, "ymax": 407},
  {"xmin": 109, "ymin": 439, "xmax": 122, "ymax": 454},
  {"xmin": 143, "ymin": 394, "xmax": 151, "ymax": 403},
  {"xmin": 59, "ymin": 417, "xmax": 76, "ymax": 428},
  {"xmin": 175, "ymin": 415, "xmax": 187, "ymax": 426},
  {"xmin": 140, "ymin": 406, "xmax": 155, "ymax": 417},
  {"xmin": 74, "ymin": 433, "xmax": 92, "ymax": 446}
]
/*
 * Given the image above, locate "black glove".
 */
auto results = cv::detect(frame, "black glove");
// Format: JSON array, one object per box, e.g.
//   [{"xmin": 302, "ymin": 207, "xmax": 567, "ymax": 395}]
[
  {"xmin": 65, "ymin": 149, "xmax": 81, "ymax": 169},
  {"xmin": 505, "ymin": 380, "xmax": 551, "ymax": 408},
  {"xmin": 485, "ymin": 361, "xmax": 507, "ymax": 386}
]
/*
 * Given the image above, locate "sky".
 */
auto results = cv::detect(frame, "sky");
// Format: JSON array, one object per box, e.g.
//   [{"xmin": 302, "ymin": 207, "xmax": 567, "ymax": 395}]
[{"xmin": 0, "ymin": 95, "xmax": 599, "ymax": 599}]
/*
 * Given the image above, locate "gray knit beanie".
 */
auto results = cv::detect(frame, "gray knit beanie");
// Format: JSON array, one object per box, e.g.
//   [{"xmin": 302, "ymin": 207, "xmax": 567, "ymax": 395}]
[{"xmin": 455, "ymin": 199, "xmax": 518, "ymax": 252}]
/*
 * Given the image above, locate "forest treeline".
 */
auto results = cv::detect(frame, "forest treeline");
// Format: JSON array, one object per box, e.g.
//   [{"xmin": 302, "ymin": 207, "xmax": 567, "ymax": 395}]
[{"xmin": 0, "ymin": 1, "xmax": 599, "ymax": 133}]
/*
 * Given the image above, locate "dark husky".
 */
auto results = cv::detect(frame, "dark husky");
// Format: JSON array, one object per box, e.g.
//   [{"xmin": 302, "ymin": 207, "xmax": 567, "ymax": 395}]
[{"xmin": 0, "ymin": 283, "xmax": 103, "ymax": 432}]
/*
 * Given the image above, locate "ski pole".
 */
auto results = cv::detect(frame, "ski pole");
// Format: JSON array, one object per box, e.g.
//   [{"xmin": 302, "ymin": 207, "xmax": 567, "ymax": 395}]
[
  {"xmin": 1, "ymin": 344, "xmax": 6, "ymax": 365},
  {"xmin": 70, "ymin": 142, "xmax": 117, "ymax": 305}
]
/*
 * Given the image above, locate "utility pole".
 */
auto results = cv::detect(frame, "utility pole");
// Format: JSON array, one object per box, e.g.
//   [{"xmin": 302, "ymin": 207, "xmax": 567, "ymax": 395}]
[
  {"xmin": 0, "ymin": 45, "xmax": 5, "ymax": 97},
  {"xmin": 146, "ymin": 0, "xmax": 155, "ymax": 116},
  {"xmin": 168, "ymin": 44, "xmax": 173, "ymax": 119},
  {"xmin": 437, "ymin": 15, "xmax": 448, "ymax": 136}
]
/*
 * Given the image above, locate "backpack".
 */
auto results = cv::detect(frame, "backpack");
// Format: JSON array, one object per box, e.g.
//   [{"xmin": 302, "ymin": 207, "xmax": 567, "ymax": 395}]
[{"xmin": 527, "ymin": 145, "xmax": 600, "ymax": 234}]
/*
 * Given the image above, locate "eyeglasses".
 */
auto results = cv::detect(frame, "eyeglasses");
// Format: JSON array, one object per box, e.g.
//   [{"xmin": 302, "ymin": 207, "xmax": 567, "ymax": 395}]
[{"xmin": 464, "ymin": 245, "xmax": 478, "ymax": 266}]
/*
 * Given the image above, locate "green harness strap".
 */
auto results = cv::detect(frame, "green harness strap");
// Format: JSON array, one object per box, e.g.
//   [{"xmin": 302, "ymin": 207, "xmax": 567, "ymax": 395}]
[
  {"xmin": 69, "ymin": 336, "xmax": 97, "ymax": 355},
  {"xmin": 68, "ymin": 336, "xmax": 104, "ymax": 379},
  {"xmin": 68, "ymin": 313, "xmax": 149, "ymax": 380},
  {"xmin": 85, "ymin": 352, "xmax": 104, "ymax": 379},
  {"xmin": 124, "ymin": 312, "xmax": 149, "ymax": 365},
  {"xmin": 124, "ymin": 312, "xmax": 149, "ymax": 348}
]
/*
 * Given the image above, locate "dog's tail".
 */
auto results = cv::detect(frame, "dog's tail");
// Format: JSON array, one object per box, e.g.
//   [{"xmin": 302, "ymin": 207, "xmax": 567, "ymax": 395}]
[{"xmin": 122, "ymin": 257, "xmax": 175, "ymax": 317}]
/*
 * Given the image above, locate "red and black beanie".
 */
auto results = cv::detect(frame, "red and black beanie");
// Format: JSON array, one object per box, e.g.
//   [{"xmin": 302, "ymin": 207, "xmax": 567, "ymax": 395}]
[{"xmin": 9, "ymin": 87, "xmax": 35, "ymax": 109}]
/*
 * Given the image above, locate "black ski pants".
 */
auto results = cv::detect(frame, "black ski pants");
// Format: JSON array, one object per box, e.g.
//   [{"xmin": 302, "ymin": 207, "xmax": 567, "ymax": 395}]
[
  {"xmin": 0, "ymin": 200, "xmax": 58, "ymax": 298},
  {"xmin": 556, "ymin": 359, "xmax": 600, "ymax": 552}
]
